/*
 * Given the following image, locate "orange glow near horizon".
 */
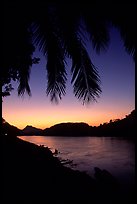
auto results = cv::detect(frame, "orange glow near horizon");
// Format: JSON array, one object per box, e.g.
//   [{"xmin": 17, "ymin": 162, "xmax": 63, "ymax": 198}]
[{"xmin": 2, "ymin": 95, "xmax": 133, "ymax": 130}]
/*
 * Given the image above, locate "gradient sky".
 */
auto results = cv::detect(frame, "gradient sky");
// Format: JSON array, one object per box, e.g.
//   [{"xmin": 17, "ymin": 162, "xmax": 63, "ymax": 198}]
[{"xmin": 2, "ymin": 27, "xmax": 135, "ymax": 129}]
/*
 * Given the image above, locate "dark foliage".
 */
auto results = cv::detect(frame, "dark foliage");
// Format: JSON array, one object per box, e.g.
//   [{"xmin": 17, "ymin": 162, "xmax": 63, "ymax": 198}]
[
  {"xmin": 43, "ymin": 110, "xmax": 135, "ymax": 137},
  {"xmin": 2, "ymin": 133, "xmax": 134, "ymax": 202},
  {"xmin": 3, "ymin": 110, "xmax": 134, "ymax": 137},
  {"xmin": 94, "ymin": 110, "xmax": 136, "ymax": 136},
  {"xmin": 2, "ymin": 118, "xmax": 21, "ymax": 136},
  {"xmin": 43, "ymin": 122, "xmax": 89, "ymax": 136},
  {"xmin": 2, "ymin": 1, "xmax": 135, "ymax": 103}
]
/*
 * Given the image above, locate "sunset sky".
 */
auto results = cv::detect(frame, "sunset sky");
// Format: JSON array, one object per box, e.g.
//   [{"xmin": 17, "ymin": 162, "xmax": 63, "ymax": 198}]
[{"xmin": 2, "ymin": 27, "xmax": 135, "ymax": 130}]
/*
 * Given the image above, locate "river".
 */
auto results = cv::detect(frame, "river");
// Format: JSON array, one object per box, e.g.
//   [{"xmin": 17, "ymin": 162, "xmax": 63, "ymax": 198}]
[{"xmin": 18, "ymin": 136, "xmax": 135, "ymax": 190}]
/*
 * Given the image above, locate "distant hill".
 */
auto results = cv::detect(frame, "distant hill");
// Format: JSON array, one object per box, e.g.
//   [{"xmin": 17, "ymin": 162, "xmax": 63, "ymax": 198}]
[
  {"xmin": 89, "ymin": 110, "xmax": 136, "ymax": 137},
  {"xmin": 21, "ymin": 125, "xmax": 43, "ymax": 135},
  {"xmin": 2, "ymin": 118, "xmax": 21, "ymax": 136},
  {"xmin": 43, "ymin": 110, "xmax": 135, "ymax": 137},
  {"xmin": 2, "ymin": 120, "xmax": 43, "ymax": 136},
  {"xmin": 2, "ymin": 110, "xmax": 135, "ymax": 138},
  {"xmin": 43, "ymin": 122, "xmax": 90, "ymax": 136}
]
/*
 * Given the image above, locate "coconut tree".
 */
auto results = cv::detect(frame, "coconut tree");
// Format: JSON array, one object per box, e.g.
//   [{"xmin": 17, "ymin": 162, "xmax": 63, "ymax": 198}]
[{"xmin": 2, "ymin": 1, "xmax": 135, "ymax": 103}]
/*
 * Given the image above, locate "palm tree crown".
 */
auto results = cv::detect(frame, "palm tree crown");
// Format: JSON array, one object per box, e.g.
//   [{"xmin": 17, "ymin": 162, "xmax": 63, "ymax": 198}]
[{"xmin": 2, "ymin": 2, "xmax": 135, "ymax": 103}]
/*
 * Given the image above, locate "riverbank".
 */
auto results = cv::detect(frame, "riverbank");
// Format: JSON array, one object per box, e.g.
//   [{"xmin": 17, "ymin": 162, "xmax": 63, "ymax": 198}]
[{"xmin": 2, "ymin": 134, "xmax": 135, "ymax": 202}]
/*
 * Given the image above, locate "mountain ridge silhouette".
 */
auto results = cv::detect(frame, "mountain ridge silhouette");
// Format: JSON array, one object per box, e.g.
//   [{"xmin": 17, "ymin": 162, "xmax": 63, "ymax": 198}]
[
  {"xmin": 2, "ymin": 110, "xmax": 136, "ymax": 137},
  {"xmin": 2, "ymin": 110, "xmax": 135, "ymax": 137}
]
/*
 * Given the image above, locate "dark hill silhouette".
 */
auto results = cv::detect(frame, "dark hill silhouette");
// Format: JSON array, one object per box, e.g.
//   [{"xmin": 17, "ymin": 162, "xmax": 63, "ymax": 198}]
[
  {"xmin": 2, "ymin": 118, "xmax": 21, "ymax": 136},
  {"xmin": 2, "ymin": 110, "xmax": 135, "ymax": 137},
  {"xmin": 92, "ymin": 110, "xmax": 135, "ymax": 137},
  {"xmin": 43, "ymin": 122, "xmax": 90, "ymax": 136},
  {"xmin": 21, "ymin": 125, "xmax": 43, "ymax": 135},
  {"xmin": 43, "ymin": 110, "xmax": 135, "ymax": 137}
]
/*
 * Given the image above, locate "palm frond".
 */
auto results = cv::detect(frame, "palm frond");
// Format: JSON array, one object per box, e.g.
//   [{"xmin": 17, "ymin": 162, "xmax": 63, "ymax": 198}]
[
  {"xmin": 4, "ymin": 2, "xmax": 134, "ymax": 103},
  {"xmin": 46, "ymin": 37, "xmax": 67, "ymax": 102},
  {"xmin": 108, "ymin": 3, "xmax": 135, "ymax": 61},
  {"xmin": 18, "ymin": 63, "xmax": 31, "ymax": 96},
  {"xmin": 17, "ymin": 66, "xmax": 31, "ymax": 96},
  {"xmin": 32, "ymin": 6, "xmax": 67, "ymax": 102},
  {"xmin": 18, "ymin": 83, "xmax": 31, "ymax": 96},
  {"xmin": 56, "ymin": 6, "xmax": 101, "ymax": 104},
  {"xmin": 16, "ymin": 25, "xmax": 35, "ymax": 96},
  {"xmin": 119, "ymin": 29, "xmax": 135, "ymax": 61},
  {"xmin": 82, "ymin": 5, "xmax": 109, "ymax": 54},
  {"xmin": 70, "ymin": 37, "xmax": 101, "ymax": 104}
]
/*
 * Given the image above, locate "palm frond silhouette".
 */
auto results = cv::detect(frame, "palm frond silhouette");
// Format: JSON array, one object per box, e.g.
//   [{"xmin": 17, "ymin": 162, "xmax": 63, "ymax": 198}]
[{"xmin": 2, "ymin": 2, "xmax": 135, "ymax": 103}]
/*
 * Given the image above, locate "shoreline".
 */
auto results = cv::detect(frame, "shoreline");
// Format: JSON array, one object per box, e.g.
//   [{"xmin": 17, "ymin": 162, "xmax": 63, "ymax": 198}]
[{"xmin": 2, "ymin": 134, "xmax": 135, "ymax": 202}]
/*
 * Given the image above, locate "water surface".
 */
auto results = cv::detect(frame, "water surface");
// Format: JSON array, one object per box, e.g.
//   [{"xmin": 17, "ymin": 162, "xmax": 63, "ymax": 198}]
[{"xmin": 19, "ymin": 136, "xmax": 135, "ymax": 188}]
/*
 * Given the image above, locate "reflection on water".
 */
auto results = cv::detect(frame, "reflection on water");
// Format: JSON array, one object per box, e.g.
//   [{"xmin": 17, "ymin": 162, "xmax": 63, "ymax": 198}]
[{"xmin": 19, "ymin": 136, "xmax": 135, "ymax": 186}]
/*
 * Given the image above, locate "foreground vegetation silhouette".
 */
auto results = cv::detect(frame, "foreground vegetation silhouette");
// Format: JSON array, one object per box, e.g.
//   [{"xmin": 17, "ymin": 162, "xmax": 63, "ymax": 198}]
[
  {"xmin": 42, "ymin": 110, "xmax": 135, "ymax": 137},
  {"xmin": 2, "ymin": 1, "xmax": 135, "ymax": 202},
  {"xmin": 3, "ymin": 1, "xmax": 135, "ymax": 103},
  {"xmin": 2, "ymin": 133, "xmax": 135, "ymax": 202}
]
